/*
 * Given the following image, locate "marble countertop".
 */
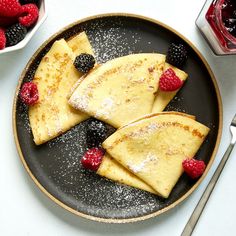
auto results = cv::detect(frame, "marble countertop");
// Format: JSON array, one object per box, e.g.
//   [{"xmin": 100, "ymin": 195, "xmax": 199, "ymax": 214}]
[{"xmin": 1, "ymin": 0, "xmax": 236, "ymax": 235}]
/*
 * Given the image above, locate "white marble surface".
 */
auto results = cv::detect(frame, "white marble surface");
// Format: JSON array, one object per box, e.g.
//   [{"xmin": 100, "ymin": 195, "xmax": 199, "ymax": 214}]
[{"xmin": 1, "ymin": 0, "xmax": 236, "ymax": 235}]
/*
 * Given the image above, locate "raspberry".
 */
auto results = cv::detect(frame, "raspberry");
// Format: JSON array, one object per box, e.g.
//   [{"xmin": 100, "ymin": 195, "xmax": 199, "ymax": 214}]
[
  {"xmin": 0, "ymin": 28, "xmax": 6, "ymax": 49},
  {"xmin": 5, "ymin": 23, "xmax": 27, "ymax": 46},
  {"xmin": 159, "ymin": 68, "xmax": 183, "ymax": 91},
  {"xmin": 166, "ymin": 42, "xmax": 188, "ymax": 67},
  {"xmin": 0, "ymin": 16, "xmax": 18, "ymax": 27},
  {"xmin": 86, "ymin": 119, "xmax": 108, "ymax": 148},
  {"xmin": 20, "ymin": 82, "xmax": 39, "ymax": 105},
  {"xmin": 18, "ymin": 4, "xmax": 39, "ymax": 27},
  {"xmin": 19, "ymin": 0, "xmax": 39, "ymax": 6},
  {"xmin": 73, "ymin": 53, "xmax": 95, "ymax": 73},
  {"xmin": 182, "ymin": 158, "xmax": 206, "ymax": 179},
  {"xmin": 81, "ymin": 147, "xmax": 104, "ymax": 171},
  {"xmin": 0, "ymin": 0, "xmax": 22, "ymax": 17}
]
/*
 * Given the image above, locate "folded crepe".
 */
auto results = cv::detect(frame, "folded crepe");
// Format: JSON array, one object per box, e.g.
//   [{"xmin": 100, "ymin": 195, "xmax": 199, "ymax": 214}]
[
  {"xmin": 102, "ymin": 112, "xmax": 209, "ymax": 198},
  {"xmin": 97, "ymin": 153, "xmax": 156, "ymax": 194},
  {"xmin": 29, "ymin": 32, "xmax": 94, "ymax": 145},
  {"xmin": 152, "ymin": 63, "xmax": 188, "ymax": 113},
  {"xmin": 68, "ymin": 53, "xmax": 166, "ymax": 128},
  {"xmin": 97, "ymin": 111, "xmax": 195, "ymax": 195}
]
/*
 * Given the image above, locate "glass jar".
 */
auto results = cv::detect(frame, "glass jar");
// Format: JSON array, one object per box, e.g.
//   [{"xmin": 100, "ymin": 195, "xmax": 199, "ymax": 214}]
[{"xmin": 196, "ymin": 0, "xmax": 236, "ymax": 55}]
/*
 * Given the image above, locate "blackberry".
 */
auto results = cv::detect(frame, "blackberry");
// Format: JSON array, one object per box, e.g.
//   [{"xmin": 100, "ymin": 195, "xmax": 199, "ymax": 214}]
[
  {"xmin": 86, "ymin": 119, "xmax": 108, "ymax": 148},
  {"xmin": 73, "ymin": 53, "xmax": 95, "ymax": 73},
  {"xmin": 5, "ymin": 23, "xmax": 27, "ymax": 46},
  {"xmin": 166, "ymin": 42, "xmax": 187, "ymax": 67}
]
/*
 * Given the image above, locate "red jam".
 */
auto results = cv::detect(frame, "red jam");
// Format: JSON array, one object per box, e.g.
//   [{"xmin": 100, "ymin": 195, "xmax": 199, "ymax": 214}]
[
  {"xmin": 222, "ymin": 0, "xmax": 236, "ymax": 38},
  {"xmin": 205, "ymin": 0, "xmax": 236, "ymax": 53}
]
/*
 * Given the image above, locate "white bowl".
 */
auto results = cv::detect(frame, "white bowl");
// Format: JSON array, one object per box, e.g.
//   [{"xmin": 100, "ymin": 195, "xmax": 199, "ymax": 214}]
[{"xmin": 0, "ymin": 0, "xmax": 47, "ymax": 55}]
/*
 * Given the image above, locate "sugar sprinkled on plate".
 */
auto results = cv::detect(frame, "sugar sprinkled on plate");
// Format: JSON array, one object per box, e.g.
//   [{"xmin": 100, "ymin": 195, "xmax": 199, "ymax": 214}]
[{"xmin": 83, "ymin": 19, "xmax": 142, "ymax": 63}]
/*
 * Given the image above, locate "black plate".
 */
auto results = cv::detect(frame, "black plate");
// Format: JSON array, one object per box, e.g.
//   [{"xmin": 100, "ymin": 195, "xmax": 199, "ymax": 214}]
[{"xmin": 13, "ymin": 14, "xmax": 222, "ymax": 223}]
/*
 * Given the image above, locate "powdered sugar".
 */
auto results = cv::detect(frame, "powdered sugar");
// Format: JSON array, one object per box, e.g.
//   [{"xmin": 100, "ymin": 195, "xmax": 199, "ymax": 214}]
[
  {"xmin": 128, "ymin": 152, "xmax": 159, "ymax": 173},
  {"xmin": 95, "ymin": 97, "xmax": 114, "ymax": 120},
  {"xmin": 129, "ymin": 122, "xmax": 163, "ymax": 138},
  {"xmin": 84, "ymin": 20, "xmax": 142, "ymax": 63},
  {"xmin": 69, "ymin": 94, "xmax": 89, "ymax": 111}
]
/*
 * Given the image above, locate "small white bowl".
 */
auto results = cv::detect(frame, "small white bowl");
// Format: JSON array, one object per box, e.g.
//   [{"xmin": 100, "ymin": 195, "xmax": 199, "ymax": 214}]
[{"xmin": 0, "ymin": 0, "xmax": 47, "ymax": 55}]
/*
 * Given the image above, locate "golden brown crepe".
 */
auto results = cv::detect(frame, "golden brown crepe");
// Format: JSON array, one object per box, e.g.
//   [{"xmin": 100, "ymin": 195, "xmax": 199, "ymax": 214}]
[
  {"xmin": 152, "ymin": 63, "xmax": 188, "ymax": 113},
  {"xmin": 102, "ymin": 112, "xmax": 209, "ymax": 198},
  {"xmin": 97, "ymin": 153, "xmax": 156, "ymax": 194},
  {"xmin": 68, "ymin": 53, "xmax": 166, "ymax": 128},
  {"xmin": 96, "ymin": 112, "xmax": 195, "ymax": 195},
  {"xmin": 29, "ymin": 32, "xmax": 94, "ymax": 145}
]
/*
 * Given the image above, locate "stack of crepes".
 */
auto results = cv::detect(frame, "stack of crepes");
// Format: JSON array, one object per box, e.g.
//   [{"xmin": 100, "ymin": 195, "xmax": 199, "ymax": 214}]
[{"xmin": 28, "ymin": 31, "xmax": 209, "ymax": 198}]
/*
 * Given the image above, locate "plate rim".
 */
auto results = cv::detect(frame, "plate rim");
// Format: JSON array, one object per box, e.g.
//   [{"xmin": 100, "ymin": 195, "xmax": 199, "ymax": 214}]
[{"xmin": 12, "ymin": 12, "xmax": 223, "ymax": 223}]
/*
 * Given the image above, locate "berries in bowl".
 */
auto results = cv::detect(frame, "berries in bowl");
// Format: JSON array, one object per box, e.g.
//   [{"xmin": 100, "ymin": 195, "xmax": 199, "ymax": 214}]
[{"xmin": 0, "ymin": 0, "xmax": 47, "ymax": 54}]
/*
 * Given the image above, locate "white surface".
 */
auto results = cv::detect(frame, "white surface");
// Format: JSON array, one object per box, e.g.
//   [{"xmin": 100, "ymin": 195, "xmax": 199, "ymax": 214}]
[{"xmin": 1, "ymin": 0, "xmax": 236, "ymax": 235}]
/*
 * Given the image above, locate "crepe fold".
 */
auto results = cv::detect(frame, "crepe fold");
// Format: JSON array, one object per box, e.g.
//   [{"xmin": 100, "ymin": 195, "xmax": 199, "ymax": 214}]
[
  {"xmin": 102, "ymin": 112, "xmax": 209, "ymax": 198},
  {"xmin": 29, "ymin": 32, "xmax": 94, "ymax": 145},
  {"xmin": 68, "ymin": 53, "xmax": 166, "ymax": 128}
]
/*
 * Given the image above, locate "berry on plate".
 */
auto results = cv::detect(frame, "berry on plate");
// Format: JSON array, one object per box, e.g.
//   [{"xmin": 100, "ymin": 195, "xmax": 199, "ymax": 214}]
[
  {"xmin": 5, "ymin": 23, "xmax": 27, "ymax": 46},
  {"xmin": 166, "ymin": 42, "xmax": 188, "ymax": 67},
  {"xmin": 86, "ymin": 119, "xmax": 108, "ymax": 148},
  {"xmin": 0, "ymin": 28, "xmax": 6, "ymax": 49},
  {"xmin": 159, "ymin": 68, "xmax": 183, "ymax": 91},
  {"xmin": 81, "ymin": 147, "xmax": 105, "ymax": 171},
  {"xmin": 182, "ymin": 158, "xmax": 206, "ymax": 179},
  {"xmin": 73, "ymin": 53, "xmax": 95, "ymax": 73},
  {"xmin": 20, "ymin": 82, "xmax": 39, "ymax": 105},
  {"xmin": 18, "ymin": 3, "xmax": 39, "ymax": 27},
  {"xmin": 0, "ymin": 0, "xmax": 22, "ymax": 17}
]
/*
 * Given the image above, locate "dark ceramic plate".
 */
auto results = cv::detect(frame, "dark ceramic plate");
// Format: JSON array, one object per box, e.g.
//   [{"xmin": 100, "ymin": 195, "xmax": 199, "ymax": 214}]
[{"xmin": 13, "ymin": 13, "xmax": 222, "ymax": 223}]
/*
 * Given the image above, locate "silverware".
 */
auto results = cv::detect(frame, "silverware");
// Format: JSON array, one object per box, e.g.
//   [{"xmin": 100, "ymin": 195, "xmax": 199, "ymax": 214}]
[{"xmin": 181, "ymin": 114, "xmax": 236, "ymax": 236}]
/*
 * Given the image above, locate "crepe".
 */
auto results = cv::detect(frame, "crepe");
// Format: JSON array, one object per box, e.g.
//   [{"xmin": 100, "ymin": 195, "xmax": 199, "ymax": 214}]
[
  {"xmin": 68, "ymin": 53, "xmax": 166, "ymax": 128},
  {"xmin": 152, "ymin": 63, "xmax": 188, "ymax": 113},
  {"xmin": 97, "ymin": 112, "xmax": 195, "ymax": 195},
  {"xmin": 102, "ymin": 112, "xmax": 209, "ymax": 198},
  {"xmin": 29, "ymin": 32, "xmax": 94, "ymax": 145},
  {"xmin": 97, "ymin": 153, "xmax": 156, "ymax": 194}
]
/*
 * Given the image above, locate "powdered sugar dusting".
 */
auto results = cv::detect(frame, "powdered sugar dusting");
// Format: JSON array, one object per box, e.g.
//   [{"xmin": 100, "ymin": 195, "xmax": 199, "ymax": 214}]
[
  {"xmin": 95, "ymin": 97, "xmax": 114, "ymax": 120},
  {"xmin": 16, "ymin": 102, "xmax": 32, "ymax": 134},
  {"xmin": 129, "ymin": 122, "xmax": 163, "ymax": 137},
  {"xmin": 69, "ymin": 94, "xmax": 89, "ymax": 112},
  {"xmin": 84, "ymin": 19, "xmax": 142, "ymax": 63},
  {"xmin": 128, "ymin": 152, "xmax": 159, "ymax": 173},
  {"xmin": 40, "ymin": 120, "xmax": 162, "ymax": 218},
  {"xmin": 165, "ymin": 95, "xmax": 187, "ymax": 113}
]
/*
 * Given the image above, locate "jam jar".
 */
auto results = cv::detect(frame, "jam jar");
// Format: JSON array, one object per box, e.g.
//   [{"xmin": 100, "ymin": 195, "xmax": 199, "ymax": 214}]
[{"xmin": 196, "ymin": 0, "xmax": 236, "ymax": 55}]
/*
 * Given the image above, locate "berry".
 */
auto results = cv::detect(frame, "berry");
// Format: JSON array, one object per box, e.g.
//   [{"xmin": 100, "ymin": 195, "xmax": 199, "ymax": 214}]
[
  {"xmin": 73, "ymin": 53, "xmax": 95, "ymax": 73},
  {"xmin": 18, "ymin": 4, "xmax": 39, "ymax": 27},
  {"xmin": 20, "ymin": 82, "xmax": 39, "ymax": 105},
  {"xmin": 5, "ymin": 23, "xmax": 27, "ymax": 46},
  {"xmin": 0, "ymin": 0, "xmax": 22, "ymax": 17},
  {"xmin": 182, "ymin": 158, "xmax": 206, "ymax": 179},
  {"xmin": 19, "ymin": 0, "xmax": 39, "ymax": 6},
  {"xmin": 86, "ymin": 119, "xmax": 108, "ymax": 147},
  {"xmin": 81, "ymin": 147, "xmax": 104, "ymax": 171},
  {"xmin": 159, "ymin": 68, "xmax": 183, "ymax": 91},
  {"xmin": 166, "ymin": 42, "xmax": 188, "ymax": 67},
  {"xmin": 0, "ymin": 28, "xmax": 6, "ymax": 49},
  {"xmin": 0, "ymin": 16, "xmax": 18, "ymax": 27}
]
